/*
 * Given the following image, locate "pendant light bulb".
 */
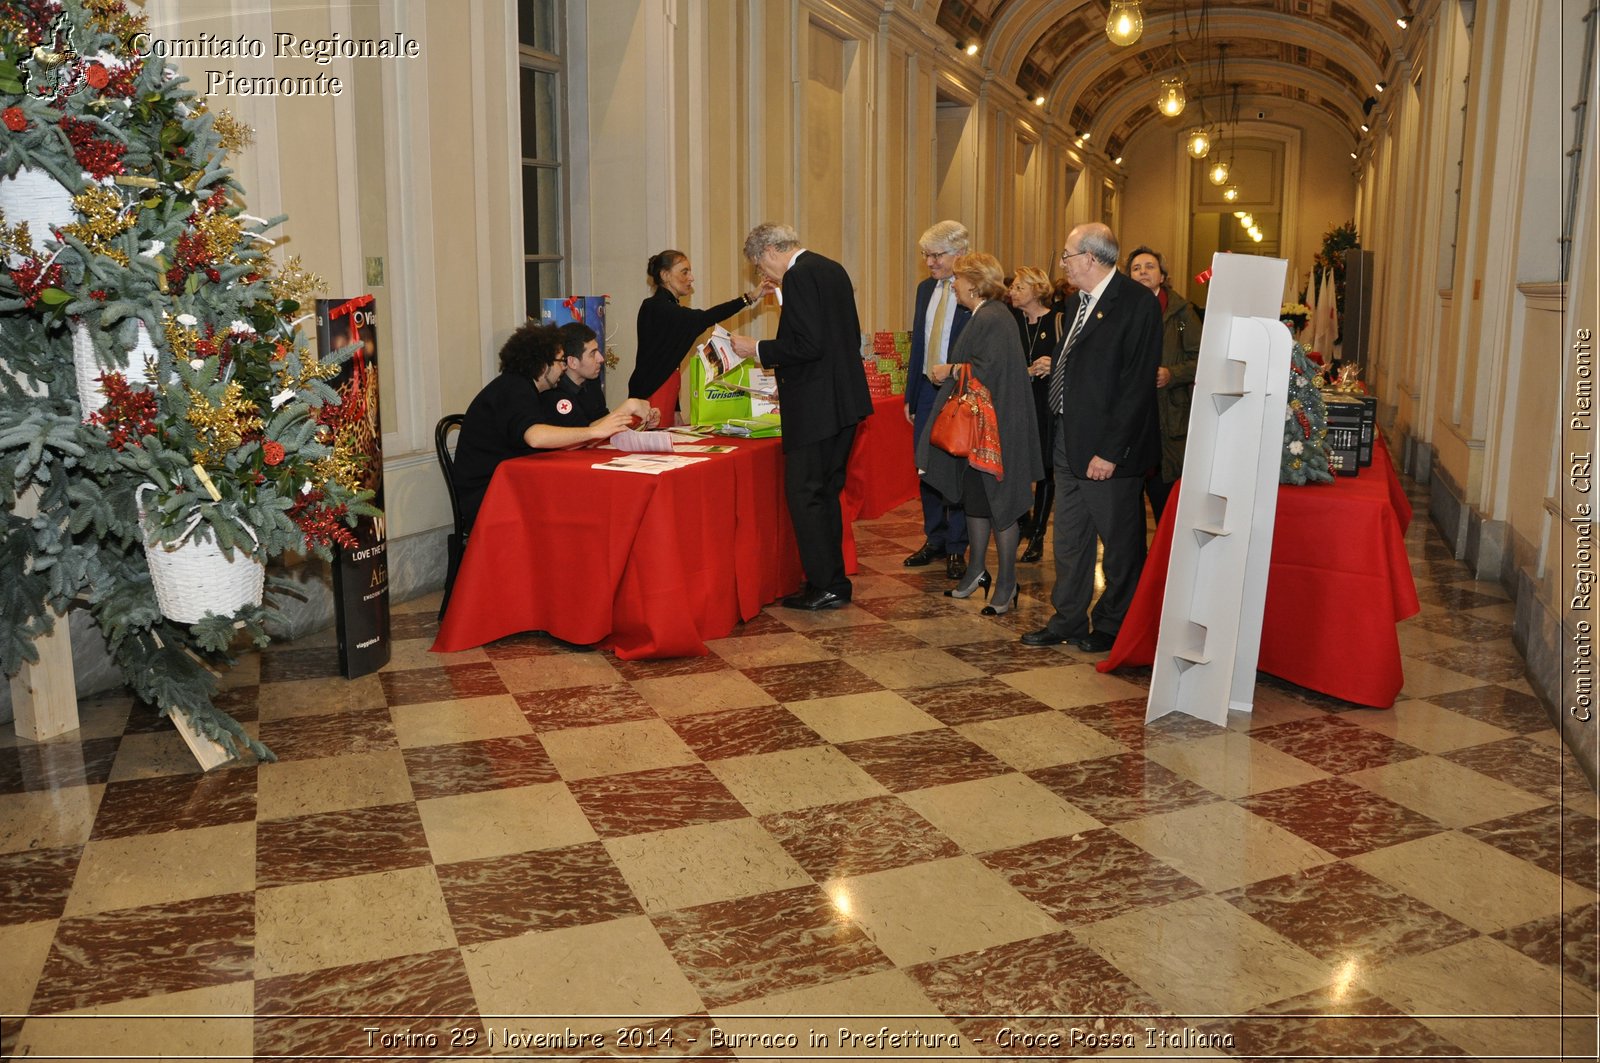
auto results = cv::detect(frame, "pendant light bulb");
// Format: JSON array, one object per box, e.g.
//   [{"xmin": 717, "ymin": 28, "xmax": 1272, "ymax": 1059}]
[
  {"xmin": 1157, "ymin": 77, "xmax": 1187, "ymax": 118},
  {"xmin": 1222, "ymin": 185, "xmax": 1239, "ymax": 203},
  {"xmin": 1106, "ymin": 1, "xmax": 1144, "ymax": 47},
  {"xmin": 1186, "ymin": 126, "xmax": 1211, "ymax": 158},
  {"xmin": 1208, "ymin": 158, "xmax": 1230, "ymax": 186}
]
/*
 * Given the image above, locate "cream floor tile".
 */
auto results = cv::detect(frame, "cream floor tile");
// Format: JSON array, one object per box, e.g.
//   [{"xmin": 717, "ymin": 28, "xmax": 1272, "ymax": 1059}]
[
  {"xmin": 389, "ymin": 694, "xmax": 532, "ymax": 750},
  {"xmin": 256, "ymin": 748, "xmax": 414, "ymax": 821},
  {"xmin": 1000, "ymin": 664, "xmax": 1148, "ymax": 710},
  {"xmin": 1072, "ymin": 895, "xmax": 1329, "ymax": 1015},
  {"xmin": 786, "ymin": 690, "xmax": 942, "ymax": 744},
  {"xmin": 1345, "ymin": 755, "xmax": 1551, "ymax": 828},
  {"xmin": 1397, "ymin": 658, "xmax": 1488, "ymax": 700},
  {"xmin": 0, "ymin": 919, "xmax": 57, "ymax": 1012},
  {"xmin": 254, "ymin": 673, "xmax": 387, "ymax": 721},
  {"xmin": 955, "ymin": 710, "xmax": 1125, "ymax": 772},
  {"xmin": 771, "ymin": 605, "xmax": 882, "ymax": 631},
  {"xmin": 1466, "ymin": 601, "xmax": 1517, "ymax": 624},
  {"xmin": 1524, "ymin": 728, "xmax": 1565, "ymax": 750},
  {"xmin": 255, "ymin": 865, "xmax": 457, "ymax": 979},
  {"xmin": 892, "ymin": 615, "xmax": 1014, "ymax": 647},
  {"xmin": 1113, "ymin": 802, "xmax": 1335, "ymax": 892},
  {"xmin": 1395, "ymin": 623, "xmax": 1468, "ymax": 656},
  {"xmin": 540, "ymin": 718, "xmax": 698, "ymax": 781},
  {"xmin": 416, "ymin": 782, "xmax": 597, "ymax": 864},
  {"xmin": 1144, "ymin": 730, "xmax": 1330, "ymax": 798},
  {"xmin": 1226, "ymin": 692, "xmax": 1327, "ymax": 731},
  {"xmin": 1362, "ymin": 935, "xmax": 1581, "ymax": 1059},
  {"xmin": 1338, "ymin": 698, "xmax": 1517, "ymax": 753},
  {"xmin": 899, "ymin": 773, "xmax": 1103, "ymax": 853},
  {"xmin": 849, "ymin": 572, "xmax": 923, "ymax": 599},
  {"xmin": 63, "ymin": 822, "xmax": 256, "ymax": 917},
  {"xmin": 842, "ymin": 648, "xmax": 987, "ymax": 691},
  {"xmin": 14, "ymin": 981, "xmax": 253, "ymax": 1060},
  {"xmin": 713, "ymin": 968, "xmax": 976, "ymax": 1056},
  {"xmin": 461, "ymin": 915, "xmax": 703, "ymax": 1039},
  {"xmin": 0, "ymin": 786, "xmax": 103, "ymax": 854},
  {"xmin": 1496, "ymin": 674, "xmax": 1537, "ymax": 695},
  {"xmin": 383, "ymin": 637, "xmax": 483, "ymax": 672},
  {"xmin": 707, "ymin": 632, "xmax": 836, "ymax": 669},
  {"xmin": 1349, "ymin": 831, "xmax": 1588, "ymax": 934},
  {"xmin": 831, "ymin": 855, "xmax": 1060, "ymax": 966},
  {"xmin": 632, "ymin": 670, "xmax": 775, "ymax": 718},
  {"xmin": 709, "ymin": 746, "xmax": 890, "ymax": 817},
  {"xmin": 605, "ymin": 818, "xmax": 812, "ymax": 913},
  {"xmin": 491, "ymin": 652, "xmax": 623, "ymax": 692},
  {"xmin": 104, "ymin": 729, "xmax": 199, "ymax": 782}
]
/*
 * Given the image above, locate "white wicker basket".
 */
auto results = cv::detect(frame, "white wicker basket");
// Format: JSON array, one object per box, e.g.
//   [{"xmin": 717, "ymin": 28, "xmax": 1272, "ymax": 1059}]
[
  {"xmin": 74, "ymin": 320, "xmax": 157, "ymax": 418},
  {"xmin": 137, "ymin": 486, "xmax": 265, "ymax": 624},
  {"xmin": 0, "ymin": 166, "xmax": 75, "ymax": 265}
]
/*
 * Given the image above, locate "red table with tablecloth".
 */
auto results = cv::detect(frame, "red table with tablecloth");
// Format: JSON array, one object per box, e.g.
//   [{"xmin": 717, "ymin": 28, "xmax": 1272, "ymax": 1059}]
[
  {"xmin": 432, "ymin": 398, "xmax": 914, "ymax": 660},
  {"xmin": 1097, "ymin": 438, "xmax": 1419, "ymax": 708},
  {"xmin": 842, "ymin": 395, "xmax": 919, "ymax": 522}
]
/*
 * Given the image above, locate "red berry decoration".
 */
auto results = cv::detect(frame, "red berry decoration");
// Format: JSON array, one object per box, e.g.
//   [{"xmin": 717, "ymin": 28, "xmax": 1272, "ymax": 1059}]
[
  {"xmin": 84, "ymin": 63, "xmax": 110, "ymax": 89},
  {"xmin": 2, "ymin": 107, "xmax": 27, "ymax": 132},
  {"xmin": 262, "ymin": 441, "xmax": 286, "ymax": 466}
]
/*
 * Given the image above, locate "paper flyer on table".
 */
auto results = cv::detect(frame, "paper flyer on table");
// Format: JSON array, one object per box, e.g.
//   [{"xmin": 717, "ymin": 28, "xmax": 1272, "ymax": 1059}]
[
  {"xmin": 608, "ymin": 429, "xmax": 675, "ymax": 453},
  {"xmin": 592, "ymin": 454, "xmax": 712, "ymax": 475}
]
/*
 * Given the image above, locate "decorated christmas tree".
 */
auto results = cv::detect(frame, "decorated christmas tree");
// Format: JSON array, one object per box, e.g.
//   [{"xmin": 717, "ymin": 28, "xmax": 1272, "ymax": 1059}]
[
  {"xmin": 1281, "ymin": 342, "xmax": 1334, "ymax": 485},
  {"xmin": 0, "ymin": 0, "xmax": 375, "ymax": 759}
]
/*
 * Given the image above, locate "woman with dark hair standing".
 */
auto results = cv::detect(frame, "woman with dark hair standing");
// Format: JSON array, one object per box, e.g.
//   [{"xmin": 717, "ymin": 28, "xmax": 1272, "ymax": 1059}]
[
  {"xmin": 1125, "ymin": 245, "xmax": 1201, "ymax": 522},
  {"xmin": 629, "ymin": 250, "xmax": 771, "ymax": 424}
]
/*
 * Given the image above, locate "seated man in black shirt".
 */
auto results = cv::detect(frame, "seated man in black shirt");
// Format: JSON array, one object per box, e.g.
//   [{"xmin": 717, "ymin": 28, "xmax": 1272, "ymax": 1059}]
[
  {"xmin": 453, "ymin": 322, "xmax": 651, "ymax": 529},
  {"xmin": 541, "ymin": 322, "xmax": 660, "ymax": 430}
]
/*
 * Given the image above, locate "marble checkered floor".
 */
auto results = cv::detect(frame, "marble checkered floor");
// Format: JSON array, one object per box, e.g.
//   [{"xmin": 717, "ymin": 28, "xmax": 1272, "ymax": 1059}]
[{"xmin": 2, "ymin": 474, "xmax": 1597, "ymax": 1060}]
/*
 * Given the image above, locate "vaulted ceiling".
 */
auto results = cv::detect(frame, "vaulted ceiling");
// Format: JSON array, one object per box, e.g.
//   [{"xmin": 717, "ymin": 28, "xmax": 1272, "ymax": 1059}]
[{"xmin": 934, "ymin": 0, "xmax": 1405, "ymax": 156}]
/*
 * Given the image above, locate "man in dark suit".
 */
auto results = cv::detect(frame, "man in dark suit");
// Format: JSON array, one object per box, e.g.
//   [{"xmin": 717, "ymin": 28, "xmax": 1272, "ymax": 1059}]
[
  {"xmin": 903, "ymin": 220, "xmax": 973, "ymax": 580},
  {"xmin": 1022, "ymin": 223, "xmax": 1162, "ymax": 652},
  {"xmin": 730, "ymin": 223, "xmax": 873, "ymax": 610}
]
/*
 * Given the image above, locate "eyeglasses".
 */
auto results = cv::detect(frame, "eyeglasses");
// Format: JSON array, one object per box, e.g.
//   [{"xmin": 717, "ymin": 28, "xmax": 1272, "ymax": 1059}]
[{"xmin": 1059, "ymin": 248, "xmax": 1090, "ymax": 263}]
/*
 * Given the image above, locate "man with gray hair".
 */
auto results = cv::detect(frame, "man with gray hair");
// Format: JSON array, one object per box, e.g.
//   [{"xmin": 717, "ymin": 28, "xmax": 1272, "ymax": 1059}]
[
  {"xmin": 730, "ymin": 224, "xmax": 872, "ymax": 610},
  {"xmin": 1021, "ymin": 222, "xmax": 1161, "ymax": 653},
  {"xmin": 904, "ymin": 220, "xmax": 973, "ymax": 580}
]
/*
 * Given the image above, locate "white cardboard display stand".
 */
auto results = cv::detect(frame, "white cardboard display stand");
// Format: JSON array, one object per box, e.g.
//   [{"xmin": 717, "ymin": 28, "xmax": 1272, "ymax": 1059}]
[{"xmin": 1146, "ymin": 253, "xmax": 1293, "ymax": 726}]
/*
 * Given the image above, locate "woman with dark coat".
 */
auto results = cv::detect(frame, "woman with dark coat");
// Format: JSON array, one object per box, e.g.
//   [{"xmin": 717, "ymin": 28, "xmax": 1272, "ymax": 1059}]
[
  {"xmin": 915, "ymin": 252, "xmax": 1044, "ymax": 615},
  {"xmin": 629, "ymin": 250, "xmax": 770, "ymax": 424},
  {"xmin": 1126, "ymin": 246, "xmax": 1201, "ymax": 522},
  {"xmin": 1007, "ymin": 265, "xmax": 1063, "ymax": 562}
]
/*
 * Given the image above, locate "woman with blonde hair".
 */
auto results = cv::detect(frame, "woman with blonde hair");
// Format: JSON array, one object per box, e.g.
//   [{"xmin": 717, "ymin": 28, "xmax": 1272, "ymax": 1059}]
[
  {"xmin": 1007, "ymin": 265, "xmax": 1061, "ymax": 561},
  {"xmin": 914, "ymin": 253, "xmax": 1043, "ymax": 615}
]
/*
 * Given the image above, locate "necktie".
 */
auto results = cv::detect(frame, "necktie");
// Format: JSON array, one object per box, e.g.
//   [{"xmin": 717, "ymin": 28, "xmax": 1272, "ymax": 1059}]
[
  {"xmin": 926, "ymin": 280, "xmax": 951, "ymax": 379},
  {"xmin": 1050, "ymin": 292, "xmax": 1091, "ymax": 415}
]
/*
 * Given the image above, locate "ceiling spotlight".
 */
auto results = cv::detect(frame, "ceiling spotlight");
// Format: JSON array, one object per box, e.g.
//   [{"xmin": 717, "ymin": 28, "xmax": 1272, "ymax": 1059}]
[
  {"xmin": 1396, "ymin": 14, "xmax": 1411, "ymax": 29},
  {"xmin": 1034, "ymin": 94, "xmax": 1046, "ymax": 106},
  {"xmin": 1222, "ymin": 185, "xmax": 1239, "ymax": 203},
  {"xmin": 1105, "ymin": 0, "xmax": 1144, "ymax": 47},
  {"xmin": 1360, "ymin": 122, "xmax": 1370, "ymax": 132},
  {"xmin": 1208, "ymin": 158, "xmax": 1231, "ymax": 186},
  {"xmin": 1375, "ymin": 80, "xmax": 1387, "ymax": 92},
  {"xmin": 1079, "ymin": 130, "xmax": 1092, "ymax": 141},
  {"xmin": 1157, "ymin": 77, "xmax": 1187, "ymax": 118},
  {"xmin": 1350, "ymin": 151, "xmax": 1359, "ymax": 159},
  {"xmin": 1186, "ymin": 126, "xmax": 1212, "ymax": 159},
  {"xmin": 965, "ymin": 41, "xmax": 979, "ymax": 56},
  {"xmin": 1114, "ymin": 156, "xmax": 1124, "ymax": 165}
]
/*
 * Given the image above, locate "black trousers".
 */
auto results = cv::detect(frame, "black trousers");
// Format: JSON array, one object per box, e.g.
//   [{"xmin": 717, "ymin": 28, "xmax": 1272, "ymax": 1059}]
[
  {"xmin": 785, "ymin": 423, "xmax": 858, "ymax": 596},
  {"xmin": 1047, "ymin": 425, "xmax": 1147, "ymax": 637}
]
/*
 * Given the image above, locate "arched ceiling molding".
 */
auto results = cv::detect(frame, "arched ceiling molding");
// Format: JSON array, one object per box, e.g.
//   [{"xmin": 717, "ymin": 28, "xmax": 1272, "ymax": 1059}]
[
  {"xmin": 1088, "ymin": 58, "xmax": 1367, "ymax": 145},
  {"xmin": 985, "ymin": 1, "xmax": 1401, "ymax": 101}
]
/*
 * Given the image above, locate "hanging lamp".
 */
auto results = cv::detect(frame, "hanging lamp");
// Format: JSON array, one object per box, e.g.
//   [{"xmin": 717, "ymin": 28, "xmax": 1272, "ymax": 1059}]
[{"xmin": 1106, "ymin": 1, "xmax": 1144, "ymax": 46}]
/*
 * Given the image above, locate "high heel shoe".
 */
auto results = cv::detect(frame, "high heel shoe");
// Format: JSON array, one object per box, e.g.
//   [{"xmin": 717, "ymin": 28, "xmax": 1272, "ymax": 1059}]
[
  {"xmin": 944, "ymin": 570, "xmax": 991, "ymax": 599},
  {"xmin": 981, "ymin": 587, "xmax": 1020, "ymax": 616}
]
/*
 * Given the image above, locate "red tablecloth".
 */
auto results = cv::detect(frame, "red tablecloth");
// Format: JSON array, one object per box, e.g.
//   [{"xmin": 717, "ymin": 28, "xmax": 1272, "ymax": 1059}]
[
  {"xmin": 1098, "ymin": 438, "xmax": 1419, "ymax": 708},
  {"xmin": 432, "ymin": 437, "xmax": 813, "ymax": 659},
  {"xmin": 842, "ymin": 395, "xmax": 918, "ymax": 522}
]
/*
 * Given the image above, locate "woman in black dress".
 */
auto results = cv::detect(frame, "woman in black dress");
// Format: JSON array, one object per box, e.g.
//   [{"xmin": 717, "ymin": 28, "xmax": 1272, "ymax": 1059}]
[
  {"xmin": 629, "ymin": 250, "xmax": 770, "ymax": 424},
  {"xmin": 1007, "ymin": 265, "xmax": 1063, "ymax": 562}
]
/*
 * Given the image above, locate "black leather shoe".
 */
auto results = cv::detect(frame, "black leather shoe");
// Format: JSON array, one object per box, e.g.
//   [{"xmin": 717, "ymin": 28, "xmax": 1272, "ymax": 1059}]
[
  {"xmin": 1071, "ymin": 630, "xmax": 1116, "ymax": 653},
  {"xmin": 946, "ymin": 554, "xmax": 967, "ymax": 580},
  {"xmin": 1020, "ymin": 626, "xmax": 1073, "ymax": 647},
  {"xmin": 903, "ymin": 543, "xmax": 941, "ymax": 567},
  {"xmin": 782, "ymin": 588, "xmax": 850, "ymax": 610},
  {"xmin": 1021, "ymin": 538, "xmax": 1044, "ymax": 563}
]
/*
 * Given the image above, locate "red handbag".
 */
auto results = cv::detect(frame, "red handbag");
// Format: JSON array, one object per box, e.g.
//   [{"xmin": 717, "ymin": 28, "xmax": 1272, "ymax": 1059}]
[{"xmin": 929, "ymin": 365, "xmax": 980, "ymax": 457}]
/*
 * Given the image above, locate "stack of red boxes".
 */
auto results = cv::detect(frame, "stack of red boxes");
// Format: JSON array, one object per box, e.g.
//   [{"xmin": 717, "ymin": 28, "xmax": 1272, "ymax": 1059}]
[{"xmin": 865, "ymin": 331, "xmax": 910, "ymax": 397}]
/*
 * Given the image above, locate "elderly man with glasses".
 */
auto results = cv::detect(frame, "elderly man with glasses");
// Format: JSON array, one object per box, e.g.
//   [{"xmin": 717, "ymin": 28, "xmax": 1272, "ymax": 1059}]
[{"xmin": 1021, "ymin": 222, "xmax": 1162, "ymax": 653}]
